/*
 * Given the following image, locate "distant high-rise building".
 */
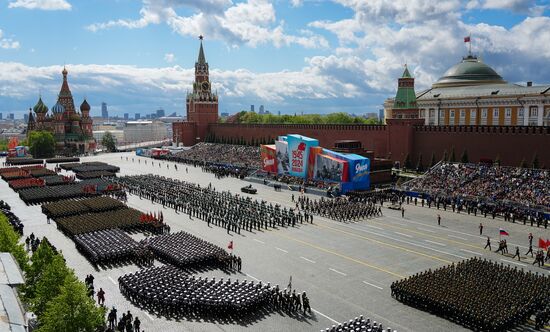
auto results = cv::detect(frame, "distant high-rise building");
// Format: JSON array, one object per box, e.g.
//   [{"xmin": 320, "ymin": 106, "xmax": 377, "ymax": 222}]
[
  {"xmin": 156, "ymin": 109, "xmax": 165, "ymax": 118},
  {"xmin": 8, "ymin": 113, "xmax": 14, "ymax": 120},
  {"xmin": 250, "ymin": 105, "xmax": 254, "ymax": 112},
  {"xmin": 259, "ymin": 105, "xmax": 265, "ymax": 114},
  {"xmin": 0, "ymin": 113, "xmax": 3, "ymax": 120},
  {"xmin": 24, "ymin": 113, "xmax": 29, "ymax": 123},
  {"xmin": 124, "ymin": 113, "xmax": 129, "ymax": 120},
  {"xmin": 169, "ymin": 112, "xmax": 177, "ymax": 117},
  {"xmin": 378, "ymin": 109, "xmax": 385, "ymax": 123},
  {"xmin": 135, "ymin": 113, "xmax": 140, "ymax": 120},
  {"xmin": 277, "ymin": 111, "xmax": 281, "ymax": 116},
  {"xmin": 101, "ymin": 102, "xmax": 108, "ymax": 118}
]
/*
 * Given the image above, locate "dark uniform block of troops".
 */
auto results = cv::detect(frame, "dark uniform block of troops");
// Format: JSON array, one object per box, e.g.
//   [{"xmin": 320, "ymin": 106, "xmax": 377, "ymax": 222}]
[
  {"xmin": 75, "ymin": 170, "xmax": 117, "ymax": 180},
  {"xmin": 55, "ymin": 207, "xmax": 145, "ymax": 236},
  {"xmin": 5, "ymin": 157, "xmax": 43, "ymax": 165},
  {"xmin": 391, "ymin": 258, "xmax": 550, "ymax": 332},
  {"xmin": 74, "ymin": 228, "xmax": 141, "ymax": 265},
  {"xmin": 45, "ymin": 157, "xmax": 80, "ymax": 163},
  {"xmin": 115, "ymin": 175, "xmax": 303, "ymax": 233},
  {"xmin": 72, "ymin": 164, "xmax": 120, "ymax": 174},
  {"xmin": 41, "ymin": 175, "xmax": 74, "ymax": 186},
  {"xmin": 42, "ymin": 196, "xmax": 126, "ymax": 218},
  {"xmin": 18, "ymin": 178, "xmax": 117, "ymax": 204},
  {"xmin": 119, "ymin": 265, "xmax": 273, "ymax": 319},
  {"xmin": 302, "ymin": 196, "xmax": 382, "ymax": 222},
  {"xmin": 144, "ymin": 231, "xmax": 229, "ymax": 270},
  {"xmin": 321, "ymin": 315, "xmax": 396, "ymax": 332}
]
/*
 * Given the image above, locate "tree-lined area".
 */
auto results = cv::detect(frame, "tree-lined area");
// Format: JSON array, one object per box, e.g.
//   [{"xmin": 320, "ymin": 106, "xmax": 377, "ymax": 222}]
[
  {"xmin": 224, "ymin": 111, "xmax": 380, "ymax": 125},
  {"xmin": 0, "ymin": 212, "xmax": 105, "ymax": 331}
]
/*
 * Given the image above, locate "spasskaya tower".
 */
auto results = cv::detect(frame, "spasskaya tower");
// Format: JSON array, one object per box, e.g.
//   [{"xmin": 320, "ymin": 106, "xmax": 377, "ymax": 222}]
[{"xmin": 182, "ymin": 35, "xmax": 219, "ymax": 145}]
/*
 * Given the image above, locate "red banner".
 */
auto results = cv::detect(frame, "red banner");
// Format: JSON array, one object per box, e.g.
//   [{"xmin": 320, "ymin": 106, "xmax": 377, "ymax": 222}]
[{"xmin": 260, "ymin": 145, "xmax": 277, "ymax": 173}]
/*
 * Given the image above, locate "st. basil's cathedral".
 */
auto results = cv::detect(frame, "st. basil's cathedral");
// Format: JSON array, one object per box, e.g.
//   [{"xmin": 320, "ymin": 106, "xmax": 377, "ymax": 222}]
[{"xmin": 27, "ymin": 67, "xmax": 96, "ymax": 154}]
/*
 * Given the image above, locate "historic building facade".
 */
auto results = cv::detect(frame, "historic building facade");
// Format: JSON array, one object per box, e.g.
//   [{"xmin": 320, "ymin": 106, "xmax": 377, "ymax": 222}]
[
  {"xmin": 27, "ymin": 67, "xmax": 95, "ymax": 154},
  {"xmin": 173, "ymin": 37, "xmax": 219, "ymax": 146},
  {"xmin": 385, "ymin": 54, "xmax": 550, "ymax": 126}
]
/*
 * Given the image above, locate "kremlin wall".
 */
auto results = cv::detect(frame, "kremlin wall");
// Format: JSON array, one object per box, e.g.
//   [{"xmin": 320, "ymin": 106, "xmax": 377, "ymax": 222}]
[{"xmin": 173, "ymin": 40, "xmax": 550, "ymax": 168}]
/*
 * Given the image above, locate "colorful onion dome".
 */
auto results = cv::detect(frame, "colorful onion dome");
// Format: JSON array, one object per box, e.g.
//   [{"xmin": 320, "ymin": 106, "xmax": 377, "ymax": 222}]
[
  {"xmin": 33, "ymin": 97, "xmax": 48, "ymax": 114},
  {"xmin": 51, "ymin": 101, "xmax": 65, "ymax": 114}
]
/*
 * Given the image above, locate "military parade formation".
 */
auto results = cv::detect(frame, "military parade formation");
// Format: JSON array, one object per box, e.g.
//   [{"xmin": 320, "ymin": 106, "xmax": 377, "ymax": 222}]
[
  {"xmin": 391, "ymin": 258, "xmax": 550, "ymax": 331},
  {"xmin": 115, "ymin": 174, "xmax": 307, "ymax": 233},
  {"xmin": 2, "ymin": 151, "xmax": 550, "ymax": 331}
]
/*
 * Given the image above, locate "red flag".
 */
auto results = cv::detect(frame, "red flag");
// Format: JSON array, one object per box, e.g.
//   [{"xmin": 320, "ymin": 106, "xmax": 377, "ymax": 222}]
[
  {"xmin": 228, "ymin": 241, "xmax": 233, "ymax": 250},
  {"xmin": 539, "ymin": 238, "xmax": 549, "ymax": 250},
  {"xmin": 464, "ymin": 36, "xmax": 470, "ymax": 43}
]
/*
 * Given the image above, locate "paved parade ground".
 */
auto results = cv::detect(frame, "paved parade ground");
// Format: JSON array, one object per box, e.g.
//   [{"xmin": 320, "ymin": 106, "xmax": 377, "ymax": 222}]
[{"xmin": 2, "ymin": 152, "xmax": 549, "ymax": 332}]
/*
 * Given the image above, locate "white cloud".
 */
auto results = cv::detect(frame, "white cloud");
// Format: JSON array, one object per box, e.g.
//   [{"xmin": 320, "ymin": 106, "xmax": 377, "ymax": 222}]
[
  {"xmin": 290, "ymin": 0, "xmax": 303, "ymax": 7},
  {"xmin": 468, "ymin": 0, "xmax": 546, "ymax": 15},
  {"xmin": 164, "ymin": 53, "xmax": 176, "ymax": 63},
  {"xmin": 0, "ymin": 29, "xmax": 20, "ymax": 49},
  {"xmin": 8, "ymin": 0, "xmax": 72, "ymax": 10},
  {"xmin": 87, "ymin": 0, "xmax": 328, "ymax": 49}
]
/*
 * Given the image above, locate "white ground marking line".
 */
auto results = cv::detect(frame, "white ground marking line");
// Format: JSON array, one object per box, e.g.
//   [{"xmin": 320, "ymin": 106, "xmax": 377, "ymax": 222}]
[
  {"xmin": 108, "ymin": 276, "xmax": 117, "ymax": 285},
  {"xmin": 417, "ymin": 228, "xmax": 437, "ymax": 233},
  {"xmin": 312, "ymin": 308, "xmax": 340, "ymax": 325},
  {"xmin": 362, "ymin": 281, "xmax": 383, "ymax": 290},
  {"xmin": 448, "ymin": 235, "xmax": 468, "ymax": 240},
  {"xmin": 300, "ymin": 256, "xmax": 316, "ymax": 263},
  {"xmin": 245, "ymin": 273, "xmax": 260, "ymax": 281},
  {"xmin": 145, "ymin": 312, "xmax": 155, "ymax": 321},
  {"xmin": 366, "ymin": 225, "xmax": 384, "ymax": 230},
  {"xmin": 460, "ymin": 249, "xmax": 484, "ymax": 256},
  {"xmin": 501, "ymin": 258, "xmax": 526, "ymax": 267},
  {"xmin": 330, "ymin": 220, "xmax": 468, "ymax": 259},
  {"xmin": 424, "ymin": 240, "xmax": 447, "ymax": 247},
  {"xmin": 394, "ymin": 231, "xmax": 413, "ymax": 238},
  {"xmin": 276, "ymin": 247, "xmax": 288, "ymax": 253},
  {"xmin": 253, "ymin": 239, "xmax": 265, "ymax": 244},
  {"xmin": 328, "ymin": 268, "xmax": 347, "ymax": 276}
]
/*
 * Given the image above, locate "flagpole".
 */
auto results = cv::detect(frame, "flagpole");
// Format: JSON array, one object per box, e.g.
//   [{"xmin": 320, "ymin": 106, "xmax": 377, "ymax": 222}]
[{"xmin": 469, "ymin": 33, "xmax": 472, "ymax": 56}]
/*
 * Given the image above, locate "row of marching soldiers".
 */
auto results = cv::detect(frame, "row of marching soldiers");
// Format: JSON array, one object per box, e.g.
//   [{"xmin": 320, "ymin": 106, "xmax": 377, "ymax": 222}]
[
  {"xmin": 271, "ymin": 285, "xmax": 311, "ymax": 315},
  {"xmin": 298, "ymin": 195, "xmax": 382, "ymax": 222}
]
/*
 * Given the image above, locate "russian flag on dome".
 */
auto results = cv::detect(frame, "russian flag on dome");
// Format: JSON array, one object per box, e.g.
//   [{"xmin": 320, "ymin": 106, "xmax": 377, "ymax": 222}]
[
  {"xmin": 499, "ymin": 228, "xmax": 509, "ymax": 236},
  {"xmin": 464, "ymin": 36, "xmax": 471, "ymax": 43}
]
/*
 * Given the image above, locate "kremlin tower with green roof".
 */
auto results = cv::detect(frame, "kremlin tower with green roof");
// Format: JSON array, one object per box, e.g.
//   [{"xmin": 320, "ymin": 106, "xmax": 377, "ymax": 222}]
[{"xmin": 391, "ymin": 65, "xmax": 419, "ymax": 118}]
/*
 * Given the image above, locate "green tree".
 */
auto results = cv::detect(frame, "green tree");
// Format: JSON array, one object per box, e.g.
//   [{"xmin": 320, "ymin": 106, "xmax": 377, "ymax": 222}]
[
  {"xmin": 416, "ymin": 153, "xmax": 424, "ymax": 172},
  {"xmin": 430, "ymin": 152, "xmax": 436, "ymax": 168},
  {"xmin": 0, "ymin": 214, "xmax": 28, "ymax": 272},
  {"xmin": 23, "ymin": 239, "xmax": 58, "ymax": 301},
  {"xmin": 27, "ymin": 130, "xmax": 55, "ymax": 158},
  {"xmin": 460, "ymin": 149, "xmax": 469, "ymax": 163},
  {"xmin": 403, "ymin": 153, "xmax": 412, "ymax": 170},
  {"xmin": 532, "ymin": 152, "xmax": 539, "ymax": 169},
  {"xmin": 31, "ymin": 254, "xmax": 70, "ymax": 317},
  {"xmin": 37, "ymin": 273, "xmax": 106, "ymax": 332},
  {"xmin": 0, "ymin": 138, "xmax": 8, "ymax": 151},
  {"xmin": 101, "ymin": 131, "xmax": 117, "ymax": 152},
  {"xmin": 449, "ymin": 146, "xmax": 456, "ymax": 163}
]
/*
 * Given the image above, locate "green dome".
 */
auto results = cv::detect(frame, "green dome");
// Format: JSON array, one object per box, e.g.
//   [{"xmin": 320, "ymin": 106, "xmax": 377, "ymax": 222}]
[
  {"xmin": 433, "ymin": 55, "xmax": 506, "ymax": 88},
  {"xmin": 33, "ymin": 97, "xmax": 48, "ymax": 114}
]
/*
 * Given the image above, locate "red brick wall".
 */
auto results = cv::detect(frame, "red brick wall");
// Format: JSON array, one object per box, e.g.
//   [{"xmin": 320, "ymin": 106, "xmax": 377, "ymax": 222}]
[
  {"xmin": 208, "ymin": 123, "xmax": 389, "ymax": 158},
  {"xmin": 175, "ymin": 122, "xmax": 549, "ymax": 168},
  {"xmin": 173, "ymin": 122, "xmax": 196, "ymax": 146},
  {"xmin": 413, "ymin": 126, "xmax": 550, "ymax": 167}
]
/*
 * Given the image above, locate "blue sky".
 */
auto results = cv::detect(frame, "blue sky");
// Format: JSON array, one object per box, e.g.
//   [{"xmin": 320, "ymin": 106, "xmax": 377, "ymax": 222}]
[{"xmin": 0, "ymin": 0, "xmax": 549, "ymax": 118}]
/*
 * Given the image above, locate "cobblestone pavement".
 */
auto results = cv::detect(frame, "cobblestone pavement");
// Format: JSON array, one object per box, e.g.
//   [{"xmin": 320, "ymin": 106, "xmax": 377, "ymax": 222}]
[{"xmin": 2, "ymin": 153, "xmax": 549, "ymax": 332}]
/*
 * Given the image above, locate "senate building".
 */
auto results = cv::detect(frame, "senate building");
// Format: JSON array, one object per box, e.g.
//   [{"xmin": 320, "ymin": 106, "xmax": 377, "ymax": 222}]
[{"xmin": 384, "ymin": 54, "xmax": 550, "ymax": 126}]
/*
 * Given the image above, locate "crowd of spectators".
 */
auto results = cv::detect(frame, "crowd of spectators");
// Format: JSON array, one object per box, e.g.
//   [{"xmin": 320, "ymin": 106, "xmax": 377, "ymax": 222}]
[
  {"xmin": 162, "ymin": 143, "xmax": 261, "ymax": 178},
  {"xmin": 402, "ymin": 163, "xmax": 549, "ymax": 223}
]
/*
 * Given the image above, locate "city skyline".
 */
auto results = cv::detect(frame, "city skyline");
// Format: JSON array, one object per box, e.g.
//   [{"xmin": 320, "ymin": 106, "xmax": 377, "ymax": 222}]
[{"xmin": 0, "ymin": 0, "xmax": 549, "ymax": 117}]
